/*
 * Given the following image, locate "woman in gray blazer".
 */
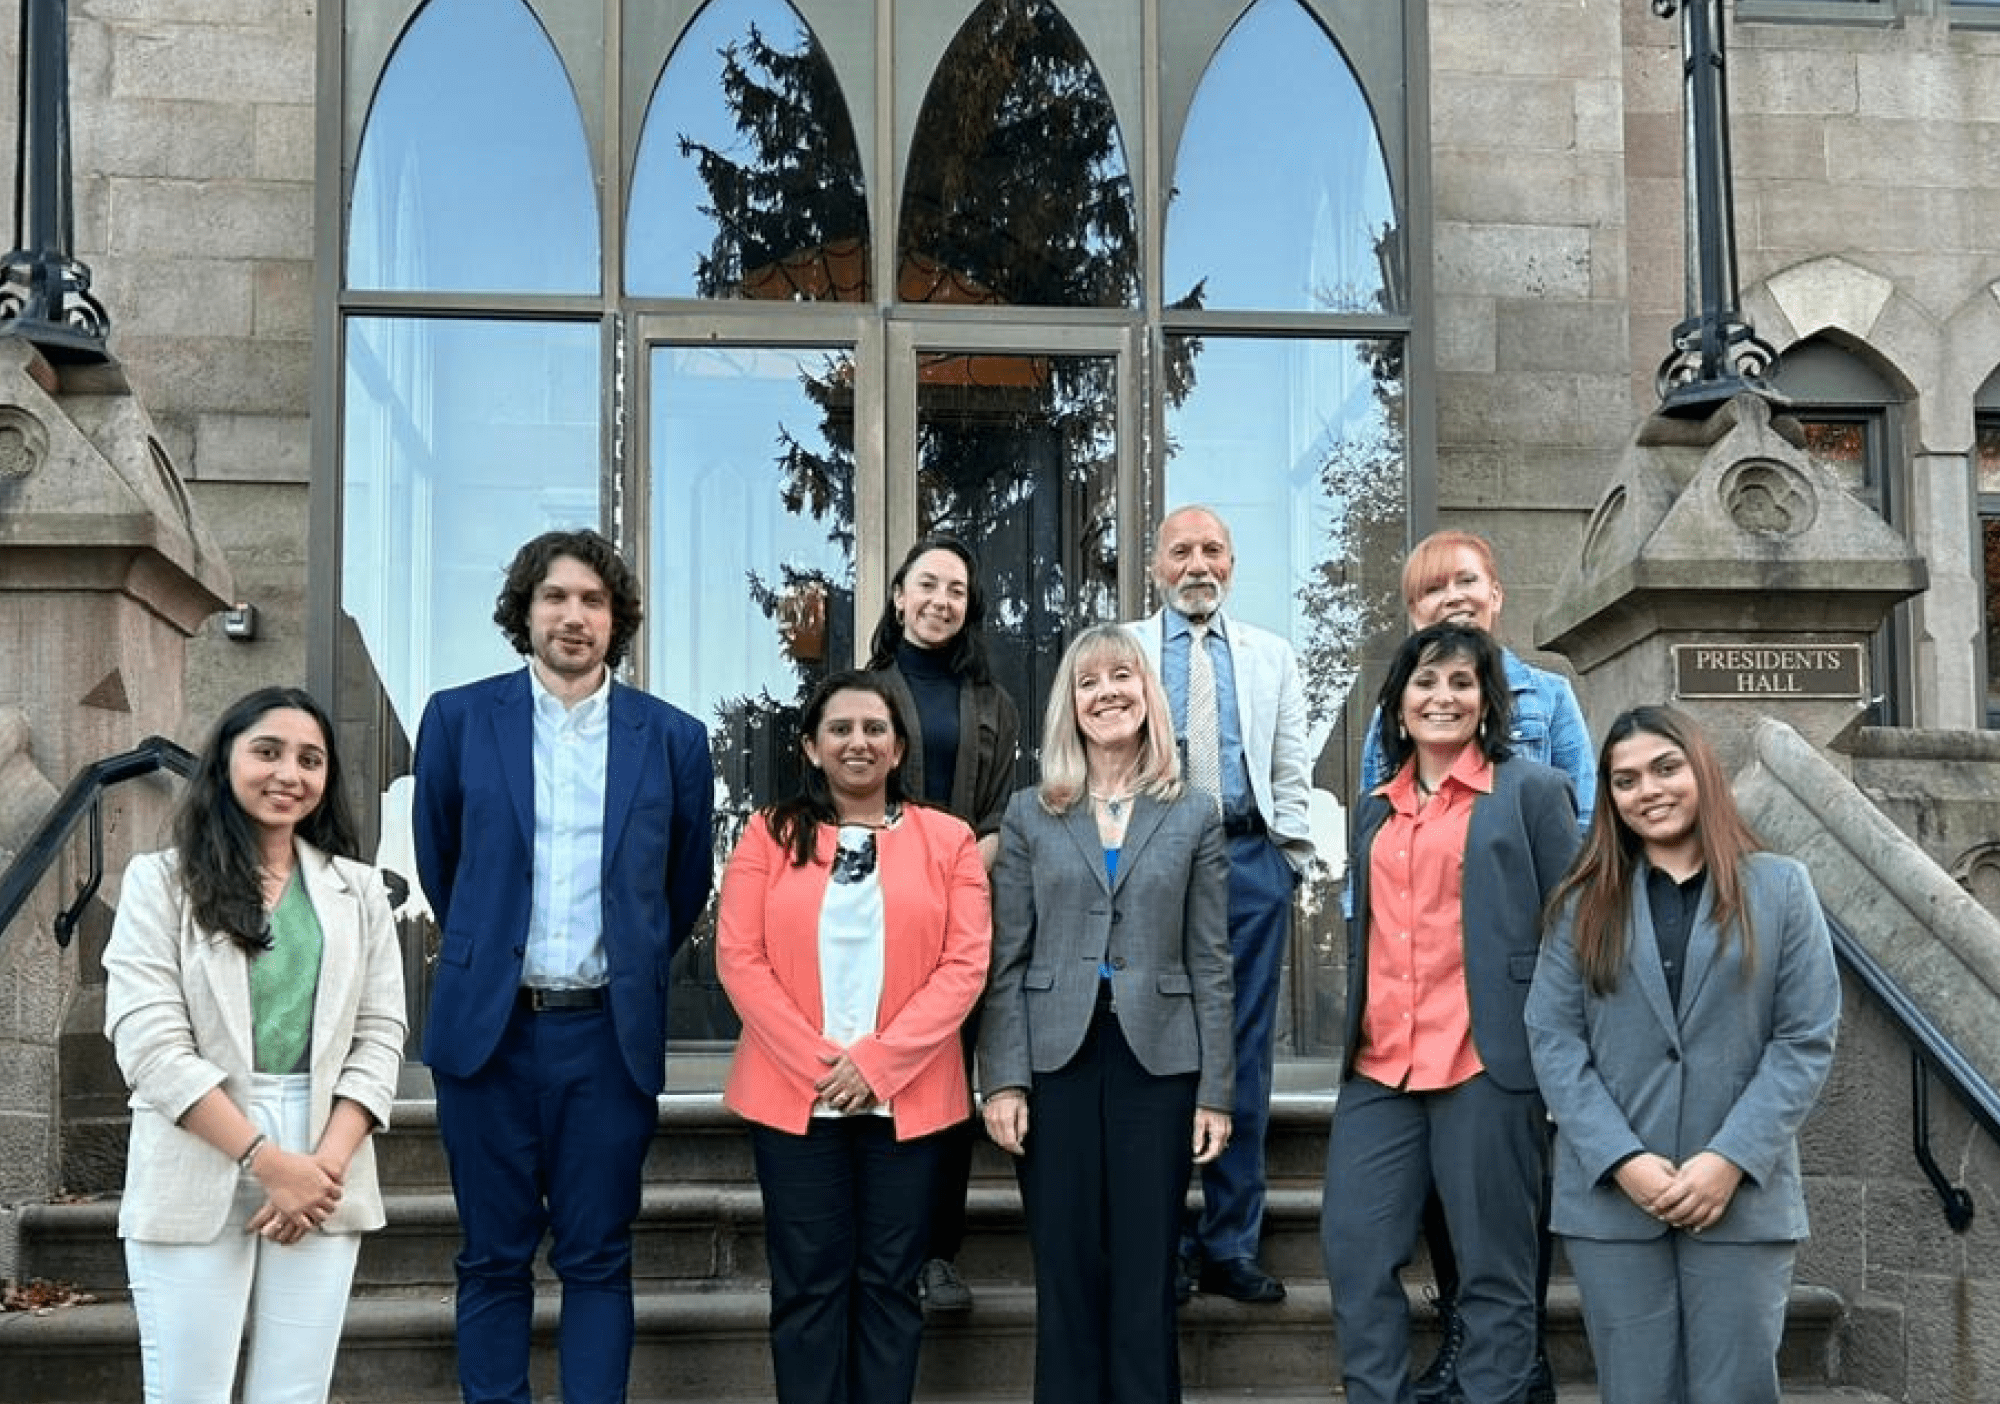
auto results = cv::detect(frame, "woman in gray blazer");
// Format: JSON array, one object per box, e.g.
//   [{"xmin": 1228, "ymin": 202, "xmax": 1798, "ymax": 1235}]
[
  {"xmin": 1324, "ymin": 623, "xmax": 1579, "ymax": 1404},
  {"xmin": 1527, "ymin": 706, "xmax": 1839, "ymax": 1404},
  {"xmin": 979, "ymin": 624, "xmax": 1233, "ymax": 1404},
  {"xmin": 104, "ymin": 687, "xmax": 406, "ymax": 1404}
]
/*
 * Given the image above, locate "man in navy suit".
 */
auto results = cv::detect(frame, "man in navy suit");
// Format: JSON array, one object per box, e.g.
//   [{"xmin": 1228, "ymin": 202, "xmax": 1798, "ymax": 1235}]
[{"xmin": 414, "ymin": 529, "xmax": 714, "ymax": 1404}]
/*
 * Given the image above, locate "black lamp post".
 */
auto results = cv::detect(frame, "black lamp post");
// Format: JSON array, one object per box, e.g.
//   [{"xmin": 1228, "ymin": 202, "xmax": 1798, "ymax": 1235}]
[
  {"xmin": 0, "ymin": 0, "xmax": 110, "ymax": 363},
  {"xmin": 1652, "ymin": 0, "xmax": 1779, "ymax": 416}
]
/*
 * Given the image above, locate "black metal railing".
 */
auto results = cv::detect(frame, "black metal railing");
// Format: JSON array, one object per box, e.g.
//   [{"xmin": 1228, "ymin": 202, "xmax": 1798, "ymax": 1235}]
[
  {"xmin": 1826, "ymin": 908, "xmax": 2000, "ymax": 1233},
  {"xmin": 0, "ymin": 735, "xmax": 193, "ymax": 949}
]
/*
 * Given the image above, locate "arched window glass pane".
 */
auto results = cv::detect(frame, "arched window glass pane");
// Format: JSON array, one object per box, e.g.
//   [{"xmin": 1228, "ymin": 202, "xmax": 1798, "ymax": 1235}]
[
  {"xmin": 1167, "ymin": 0, "xmax": 1400, "ymax": 314},
  {"xmin": 629, "ymin": 2, "xmax": 868, "ymax": 299},
  {"xmin": 1163, "ymin": 331, "xmax": 1407, "ymax": 1052},
  {"xmin": 900, "ymin": 0, "xmax": 1137, "ymax": 309},
  {"xmin": 349, "ymin": 0, "xmax": 598, "ymax": 293},
  {"xmin": 342, "ymin": 317, "xmax": 600, "ymax": 730}
]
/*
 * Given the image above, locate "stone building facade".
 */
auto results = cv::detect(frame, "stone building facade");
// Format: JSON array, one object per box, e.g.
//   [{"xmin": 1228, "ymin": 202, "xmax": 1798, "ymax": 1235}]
[{"xmin": 4, "ymin": 0, "xmax": 2000, "ymax": 1395}]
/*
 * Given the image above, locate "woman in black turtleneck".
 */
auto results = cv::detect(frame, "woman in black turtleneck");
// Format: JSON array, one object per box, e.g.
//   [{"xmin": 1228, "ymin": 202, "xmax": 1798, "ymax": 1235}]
[{"xmin": 866, "ymin": 534, "xmax": 1020, "ymax": 1314}]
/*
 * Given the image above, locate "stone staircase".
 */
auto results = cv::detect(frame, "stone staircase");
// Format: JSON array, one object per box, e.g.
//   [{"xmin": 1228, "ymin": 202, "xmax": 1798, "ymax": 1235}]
[{"xmin": 0, "ymin": 1078, "xmax": 1886, "ymax": 1403}]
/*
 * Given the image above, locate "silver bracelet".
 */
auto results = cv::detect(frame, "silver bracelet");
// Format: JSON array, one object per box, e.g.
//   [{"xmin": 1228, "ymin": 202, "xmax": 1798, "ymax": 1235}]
[{"xmin": 236, "ymin": 1132, "xmax": 268, "ymax": 1171}]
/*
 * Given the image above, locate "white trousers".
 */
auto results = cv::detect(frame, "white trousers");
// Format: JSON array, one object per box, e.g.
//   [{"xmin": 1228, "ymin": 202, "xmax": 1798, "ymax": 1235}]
[{"xmin": 125, "ymin": 1073, "xmax": 363, "ymax": 1404}]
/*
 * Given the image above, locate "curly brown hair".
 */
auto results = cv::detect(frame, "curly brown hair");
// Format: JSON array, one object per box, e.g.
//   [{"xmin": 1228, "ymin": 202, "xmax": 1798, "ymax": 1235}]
[{"xmin": 492, "ymin": 529, "xmax": 644, "ymax": 669}]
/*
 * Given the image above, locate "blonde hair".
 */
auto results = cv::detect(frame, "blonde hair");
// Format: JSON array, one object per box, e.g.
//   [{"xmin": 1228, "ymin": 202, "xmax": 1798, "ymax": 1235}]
[
  {"xmin": 1399, "ymin": 529, "xmax": 1502, "ymax": 614},
  {"xmin": 1037, "ymin": 624, "xmax": 1184, "ymax": 814}
]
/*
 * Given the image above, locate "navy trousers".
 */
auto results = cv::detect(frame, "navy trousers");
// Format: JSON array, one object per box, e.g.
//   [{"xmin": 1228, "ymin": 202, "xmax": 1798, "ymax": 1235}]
[
  {"xmin": 433, "ymin": 1000, "xmax": 658, "ymax": 1404},
  {"xmin": 1187, "ymin": 832, "xmax": 1294, "ymax": 1264}
]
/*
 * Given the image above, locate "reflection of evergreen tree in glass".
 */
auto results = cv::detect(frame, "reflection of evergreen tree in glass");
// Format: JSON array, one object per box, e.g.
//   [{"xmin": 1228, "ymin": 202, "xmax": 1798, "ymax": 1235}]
[
  {"xmin": 677, "ymin": 20, "xmax": 866, "ymax": 811},
  {"xmin": 901, "ymin": 0, "xmax": 1135, "ymax": 310},
  {"xmin": 680, "ymin": 24, "xmax": 869, "ymax": 301}
]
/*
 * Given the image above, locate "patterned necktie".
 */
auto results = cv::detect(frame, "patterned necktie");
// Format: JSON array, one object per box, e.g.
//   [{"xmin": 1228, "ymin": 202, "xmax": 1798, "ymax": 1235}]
[{"xmin": 1185, "ymin": 619, "xmax": 1222, "ymax": 810}]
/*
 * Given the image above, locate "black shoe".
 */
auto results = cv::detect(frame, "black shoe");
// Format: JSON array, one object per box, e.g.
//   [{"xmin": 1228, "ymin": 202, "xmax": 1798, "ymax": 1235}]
[
  {"xmin": 1525, "ymin": 1345, "xmax": 1556, "ymax": 1404},
  {"xmin": 1413, "ymin": 1292, "xmax": 1464, "ymax": 1404},
  {"xmin": 1174, "ymin": 1252, "xmax": 1197, "ymax": 1305},
  {"xmin": 1196, "ymin": 1256, "xmax": 1286, "ymax": 1303}
]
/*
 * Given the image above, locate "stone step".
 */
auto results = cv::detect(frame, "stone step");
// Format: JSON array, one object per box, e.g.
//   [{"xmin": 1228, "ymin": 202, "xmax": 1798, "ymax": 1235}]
[
  {"xmin": 0, "ymin": 1280, "xmax": 1855, "ymax": 1404},
  {"xmin": 13, "ymin": 1179, "xmax": 1334, "ymax": 1298}
]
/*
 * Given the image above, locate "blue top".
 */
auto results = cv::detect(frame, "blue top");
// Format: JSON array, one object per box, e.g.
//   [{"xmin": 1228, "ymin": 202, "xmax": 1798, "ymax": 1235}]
[{"xmin": 1158, "ymin": 609, "xmax": 1252, "ymax": 819}]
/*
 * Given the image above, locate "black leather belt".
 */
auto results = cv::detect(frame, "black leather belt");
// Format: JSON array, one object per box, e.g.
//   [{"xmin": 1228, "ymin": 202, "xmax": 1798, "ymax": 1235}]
[
  {"xmin": 519, "ymin": 985, "xmax": 606, "ymax": 1013},
  {"xmin": 1223, "ymin": 811, "xmax": 1266, "ymax": 838}
]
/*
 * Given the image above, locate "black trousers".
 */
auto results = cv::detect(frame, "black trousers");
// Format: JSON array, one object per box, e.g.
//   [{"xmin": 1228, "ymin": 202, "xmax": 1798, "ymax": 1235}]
[
  {"xmin": 751, "ymin": 1117, "xmax": 943, "ymax": 1404},
  {"xmin": 1016, "ymin": 1000, "xmax": 1198, "ymax": 1404}
]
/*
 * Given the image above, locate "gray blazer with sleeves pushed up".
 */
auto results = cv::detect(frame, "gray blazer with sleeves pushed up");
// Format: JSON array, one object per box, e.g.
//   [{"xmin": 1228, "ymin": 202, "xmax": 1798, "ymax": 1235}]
[
  {"xmin": 977, "ymin": 786, "xmax": 1235, "ymax": 1111},
  {"xmin": 1526, "ymin": 851, "xmax": 1840, "ymax": 1244}
]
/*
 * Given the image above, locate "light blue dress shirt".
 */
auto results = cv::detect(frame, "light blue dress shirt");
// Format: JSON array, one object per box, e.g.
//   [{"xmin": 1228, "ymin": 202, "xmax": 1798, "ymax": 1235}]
[{"xmin": 523, "ymin": 662, "xmax": 611, "ymax": 990}]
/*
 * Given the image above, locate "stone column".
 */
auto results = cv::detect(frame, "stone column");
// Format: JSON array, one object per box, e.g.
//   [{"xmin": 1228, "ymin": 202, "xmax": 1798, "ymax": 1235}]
[
  {"xmin": 1534, "ymin": 392, "xmax": 1925, "ymax": 775},
  {"xmin": 0, "ymin": 338, "xmax": 230, "ymax": 1211}
]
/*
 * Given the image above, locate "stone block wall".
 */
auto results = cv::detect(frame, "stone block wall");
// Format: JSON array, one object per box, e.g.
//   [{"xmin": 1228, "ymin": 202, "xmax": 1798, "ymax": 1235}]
[
  {"xmin": 0, "ymin": 0, "xmax": 321, "ymax": 725},
  {"xmin": 1429, "ymin": 0, "xmax": 1636, "ymax": 659},
  {"xmin": 1803, "ymin": 976, "xmax": 2000, "ymax": 1403}
]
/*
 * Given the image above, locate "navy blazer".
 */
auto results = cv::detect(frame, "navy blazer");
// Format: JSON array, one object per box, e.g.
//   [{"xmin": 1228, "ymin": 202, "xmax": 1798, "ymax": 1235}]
[
  {"xmin": 413, "ymin": 669, "xmax": 715, "ymax": 1096},
  {"xmin": 1344, "ymin": 756, "xmax": 1578, "ymax": 1094},
  {"xmin": 1527, "ymin": 852, "xmax": 1840, "ymax": 1243}
]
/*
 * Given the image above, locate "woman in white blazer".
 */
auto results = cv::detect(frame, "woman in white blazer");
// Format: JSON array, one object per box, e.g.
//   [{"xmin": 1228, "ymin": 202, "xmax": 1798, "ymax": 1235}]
[
  {"xmin": 1526, "ymin": 706, "xmax": 1839, "ymax": 1404},
  {"xmin": 103, "ymin": 687, "xmax": 406, "ymax": 1404}
]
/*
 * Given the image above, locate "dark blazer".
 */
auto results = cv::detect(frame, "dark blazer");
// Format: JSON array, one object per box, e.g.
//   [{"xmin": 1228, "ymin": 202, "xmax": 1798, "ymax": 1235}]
[
  {"xmin": 413, "ymin": 669, "xmax": 715, "ymax": 1096},
  {"xmin": 1344, "ymin": 756, "xmax": 1578, "ymax": 1093},
  {"xmin": 1527, "ymin": 851, "xmax": 1840, "ymax": 1243},
  {"xmin": 979, "ymin": 787, "xmax": 1234, "ymax": 1110},
  {"xmin": 874, "ymin": 662, "xmax": 1019, "ymax": 840}
]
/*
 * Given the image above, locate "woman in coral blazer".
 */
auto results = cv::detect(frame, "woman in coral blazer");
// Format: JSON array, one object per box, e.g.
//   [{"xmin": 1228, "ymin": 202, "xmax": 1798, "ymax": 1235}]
[
  {"xmin": 104, "ymin": 686, "xmax": 405, "ymax": 1404},
  {"xmin": 717, "ymin": 670, "xmax": 990, "ymax": 1404}
]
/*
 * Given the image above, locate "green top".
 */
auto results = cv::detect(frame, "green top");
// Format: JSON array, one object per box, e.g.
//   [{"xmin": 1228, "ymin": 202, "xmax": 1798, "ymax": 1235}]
[{"xmin": 249, "ymin": 868, "xmax": 324, "ymax": 1074}]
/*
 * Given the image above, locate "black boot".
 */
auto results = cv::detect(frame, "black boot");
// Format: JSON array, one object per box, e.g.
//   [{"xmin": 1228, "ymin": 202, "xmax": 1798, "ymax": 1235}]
[{"xmin": 1413, "ymin": 1292, "xmax": 1465, "ymax": 1404}]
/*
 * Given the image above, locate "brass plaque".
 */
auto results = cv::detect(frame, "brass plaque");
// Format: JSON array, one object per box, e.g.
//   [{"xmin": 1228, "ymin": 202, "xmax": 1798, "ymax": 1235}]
[{"xmin": 1673, "ymin": 643, "xmax": 1866, "ymax": 700}]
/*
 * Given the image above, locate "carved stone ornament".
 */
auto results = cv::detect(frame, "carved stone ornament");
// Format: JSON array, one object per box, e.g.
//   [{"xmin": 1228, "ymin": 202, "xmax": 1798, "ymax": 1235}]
[
  {"xmin": 1580, "ymin": 484, "xmax": 1628, "ymax": 577},
  {"xmin": 1719, "ymin": 459, "xmax": 1816, "ymax": 538},
  {"xmin": 0, "ymin": 405, "xmax": 49, "ymax": 479}
]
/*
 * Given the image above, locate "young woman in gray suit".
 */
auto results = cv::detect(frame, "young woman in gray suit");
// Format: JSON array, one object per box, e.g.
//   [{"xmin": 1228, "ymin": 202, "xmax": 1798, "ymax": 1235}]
[
  {"xmin": 1527, "ymin": 706, "xmax": 1840, "ymax": 1404},
  {"xmin": 104, "ymin": 687, "xmax": 406, "ymax": 1404},
  {"xmin": 979, "ymin": 623, "xmax": 1233, "ymax": 1404}
]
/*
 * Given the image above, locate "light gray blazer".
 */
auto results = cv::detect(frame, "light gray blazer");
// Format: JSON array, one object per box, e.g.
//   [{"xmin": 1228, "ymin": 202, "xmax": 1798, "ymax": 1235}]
[
  {"xmin": 103, "ymin": 844, "xmax": 407, "ymax": 1242},
  {"xmin": 1526, "ymin": 851, "xmax": 1840, "ymax": 1243},
  {"xmin": 978, "ymin": 786, "xmax": 1234, "ymax": 1110},
  {"xmin": 1128, "ymin": 609, "xmax": 1315, "ymax": 874}
]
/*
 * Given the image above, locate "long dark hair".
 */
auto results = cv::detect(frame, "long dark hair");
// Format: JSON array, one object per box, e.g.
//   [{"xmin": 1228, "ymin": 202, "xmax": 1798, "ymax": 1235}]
[
  {"xmin": 766, "ymin": 671, "xmax": 912, "ymax": 867},
  {"xmin": 1372, "ymin": 621, "xmax": 1514, "ymax": 778},
  {"xmin": 863, "ymin": 535, "xmax": 994, "ymax": 684},
  {"xmin": 1545, "ymin": 706, "xmax": 1762, "ymax": 994},
  {"xmin": 492, "ymin": 528, "xmax": 644, "ymax": 670},
  {"xmin": 172, "ymin": 687, "xmax": 359, "ymax": 954}
]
